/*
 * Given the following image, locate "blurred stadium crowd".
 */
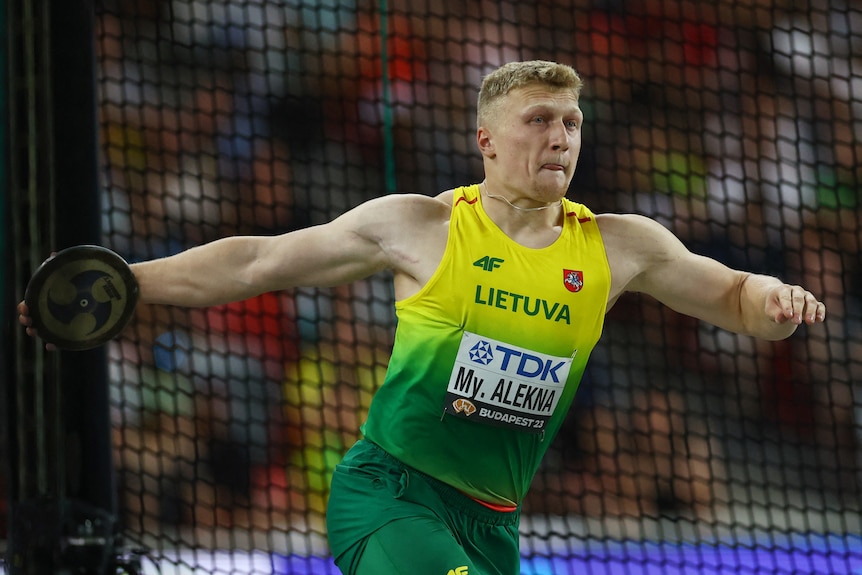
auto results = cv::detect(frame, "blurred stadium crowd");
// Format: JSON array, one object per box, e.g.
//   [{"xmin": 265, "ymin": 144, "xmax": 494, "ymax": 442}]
[{"xmin": 7, "ymin": 0, "xmax": 858, "ymax": 551}]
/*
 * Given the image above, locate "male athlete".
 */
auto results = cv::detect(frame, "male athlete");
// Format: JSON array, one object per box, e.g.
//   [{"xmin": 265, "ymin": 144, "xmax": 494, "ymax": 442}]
[{"xmin": 20, "ymin": 61, "xmax": 826, "ymax": 574}]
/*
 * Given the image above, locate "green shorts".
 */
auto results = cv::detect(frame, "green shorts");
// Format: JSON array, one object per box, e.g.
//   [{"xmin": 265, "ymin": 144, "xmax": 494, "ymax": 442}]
[{"xmin": 326, "ymin": 440, "xmax": 521, "ymax": 575}]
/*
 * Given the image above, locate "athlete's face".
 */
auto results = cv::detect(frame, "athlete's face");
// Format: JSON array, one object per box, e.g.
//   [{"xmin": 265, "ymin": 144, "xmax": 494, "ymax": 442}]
[{"xmin": 478, "ymin": 84, "xmax": 583, "ymax": 204}]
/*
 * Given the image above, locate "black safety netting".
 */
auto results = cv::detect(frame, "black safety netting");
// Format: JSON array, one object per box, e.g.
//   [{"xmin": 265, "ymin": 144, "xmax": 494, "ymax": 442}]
[{"xmin": 92, "ymin": 0, "xmax": 860, "ymax": 573}]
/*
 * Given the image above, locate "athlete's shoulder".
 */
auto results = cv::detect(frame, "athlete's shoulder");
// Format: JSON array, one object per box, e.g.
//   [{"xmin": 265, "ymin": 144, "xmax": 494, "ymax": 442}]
[
  {"xmin": 595, "ymin": 212, "xmax": 671, "ymax": 240},
  {"xmin": 434, "ymin": 184, "xmax": 480, "ymax": 208},
  {"xmin": 354, "ymin": 187, "xmax": 480, "ymax": 231},
  {"xmin": 562, "ymin": 198, "xmax": 598, "ymax": 221},
  {"xmin": 373, "ymin": 186, "xmax": 478, "ymax": 218},
  {"xmin": 433, "ymin": 189, "xmax": 456, "ymax": 206},
  {"xmin": 595, "ymin": 212, "xmax": 689, "ymax": 277},
  {"xmin": 358, "ymin": 192, "xmax": 452, "ymax": 219}
]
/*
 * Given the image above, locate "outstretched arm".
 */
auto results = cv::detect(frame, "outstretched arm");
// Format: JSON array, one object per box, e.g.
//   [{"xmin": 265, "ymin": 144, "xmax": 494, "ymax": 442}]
[
  {"xmin": 131, "ymin": 193, "xmax": 429, "ymax": 307},
  {"xmin": 18, "ymin": 193, "xmax": 450, "ymax": 346},
  {"xmin": 133, "ymin": 225, "xmax": 381, "ymax": 308},
  {"xmin": 600, "ymin": 214, "xmax": 826, "ymax": 340}
]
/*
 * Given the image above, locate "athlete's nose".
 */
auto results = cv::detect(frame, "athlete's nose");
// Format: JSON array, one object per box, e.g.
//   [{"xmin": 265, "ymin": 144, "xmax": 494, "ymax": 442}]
[{"xmin": 549, "ymin": 120, "xmax": 570, "ymax": 151}]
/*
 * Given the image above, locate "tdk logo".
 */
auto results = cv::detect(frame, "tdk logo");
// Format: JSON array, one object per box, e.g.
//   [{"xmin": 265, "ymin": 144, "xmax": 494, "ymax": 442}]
[
  {"xmin": 469, "ymin": 342, "xmax": 567, "ymax": 384},
  {"xmin": 468, "ymin": 340, "xmax": 494, "ymax": 365}
]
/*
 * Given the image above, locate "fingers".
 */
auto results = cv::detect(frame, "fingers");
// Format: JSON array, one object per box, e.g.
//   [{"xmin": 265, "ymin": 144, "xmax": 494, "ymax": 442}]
[
  {"xmin": 18, "ymin": 300, "xmax": 37, "ymax": 337},
  {"xmin": 17, "ymin": 301, "xmax": 32, "ymax": 327},
  {"xmin": 18, "ymin": 251, "xmax": 61, "ymax": 351},
  {"xmin": 17, "ymin": 300, "xmax": 57, "ymax": 351},
  {"xmin": 775, "ymin": 285, "xmax": 826, "ymax": 325}
]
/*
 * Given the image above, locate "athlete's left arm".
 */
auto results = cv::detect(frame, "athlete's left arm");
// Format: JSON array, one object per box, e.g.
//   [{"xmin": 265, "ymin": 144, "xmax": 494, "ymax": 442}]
[{"xmin": 600, "ymin": 213, "xmax": 826, "ymax": 340}]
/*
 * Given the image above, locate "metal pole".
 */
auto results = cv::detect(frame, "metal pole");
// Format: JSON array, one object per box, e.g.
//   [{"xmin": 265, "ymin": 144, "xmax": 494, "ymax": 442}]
[{"xmin": 5, "ymin": 1, "xmax": 119, "ymax": 573}]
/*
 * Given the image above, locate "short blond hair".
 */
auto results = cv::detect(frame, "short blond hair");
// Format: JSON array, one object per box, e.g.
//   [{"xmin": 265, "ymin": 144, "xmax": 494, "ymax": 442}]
[{"xmin": 477, "ymin": 61, "xmax": 583, "ymax": 128}]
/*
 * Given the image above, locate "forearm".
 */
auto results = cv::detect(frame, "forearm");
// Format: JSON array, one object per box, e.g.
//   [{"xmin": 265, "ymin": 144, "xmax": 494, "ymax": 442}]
[{"xmin": 132, "ymin": 236, "xmax": 265, "ymax": 307}]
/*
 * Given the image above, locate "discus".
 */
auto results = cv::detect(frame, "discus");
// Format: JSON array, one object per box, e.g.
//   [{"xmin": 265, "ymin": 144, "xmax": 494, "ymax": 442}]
[{"xmin": 24, "ymin": 245, "xmax": 139, "ymax": 350}]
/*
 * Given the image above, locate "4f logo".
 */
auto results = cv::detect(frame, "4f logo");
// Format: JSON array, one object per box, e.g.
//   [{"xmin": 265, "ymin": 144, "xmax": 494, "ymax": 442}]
[
  {"xmin": 447, "ymin": 568, "xmax": 469, "ymax": 575},
  {"xmin": 474, "ymin": 256, "xmax": 504, "ymax": 272}
]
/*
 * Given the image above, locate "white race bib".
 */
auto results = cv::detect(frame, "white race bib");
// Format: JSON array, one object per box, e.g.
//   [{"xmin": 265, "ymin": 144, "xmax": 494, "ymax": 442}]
[{"xmin": 443, "ymin": 331, "xmax": 574, "ymax": 433}]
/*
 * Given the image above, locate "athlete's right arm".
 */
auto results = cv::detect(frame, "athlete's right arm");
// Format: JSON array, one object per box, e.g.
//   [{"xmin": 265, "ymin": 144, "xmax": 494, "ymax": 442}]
[{"xmin": 133, "ymin": 193, "xmax": 442, "ymax": 308}]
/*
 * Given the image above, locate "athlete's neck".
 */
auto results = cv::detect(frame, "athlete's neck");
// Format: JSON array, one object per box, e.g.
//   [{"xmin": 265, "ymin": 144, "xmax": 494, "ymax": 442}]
[{"xmin": 481, "ymin": 182, "xmax": 562, "ymax": 213}]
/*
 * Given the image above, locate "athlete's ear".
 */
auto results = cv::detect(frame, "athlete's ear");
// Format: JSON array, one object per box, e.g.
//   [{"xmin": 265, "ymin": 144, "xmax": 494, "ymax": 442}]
[{"xmin": 477, "ymin": 126, "xmax": 496, "ymax": 159}]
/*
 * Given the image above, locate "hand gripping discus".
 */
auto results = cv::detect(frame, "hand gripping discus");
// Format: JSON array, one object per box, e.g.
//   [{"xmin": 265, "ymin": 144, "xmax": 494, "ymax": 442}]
[{"xmin": 24, "ymin": 245, "xmax": 139, "ymax": 350}]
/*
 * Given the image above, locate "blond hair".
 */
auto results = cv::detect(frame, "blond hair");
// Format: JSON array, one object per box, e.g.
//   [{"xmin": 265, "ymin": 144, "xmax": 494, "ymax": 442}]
[{"xmin": 477, "ymin": 61, "xmax": 583, "ymax": 127}]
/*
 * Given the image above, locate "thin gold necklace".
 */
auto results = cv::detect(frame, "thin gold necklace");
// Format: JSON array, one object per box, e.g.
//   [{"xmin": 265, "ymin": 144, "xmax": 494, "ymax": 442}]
[{"xmin": 483, "ymin": 184, "xmax": 562, "ymax": 212}]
